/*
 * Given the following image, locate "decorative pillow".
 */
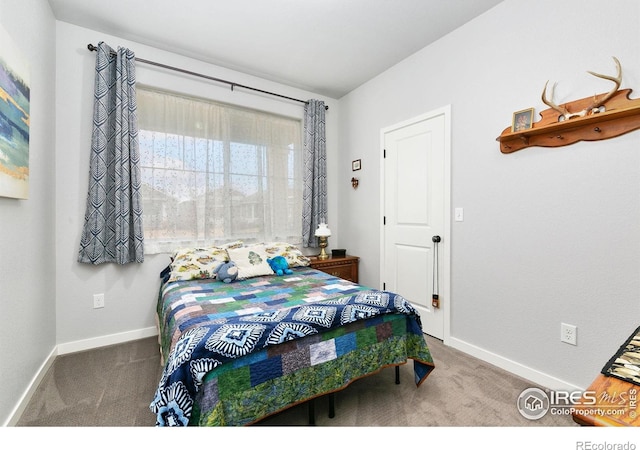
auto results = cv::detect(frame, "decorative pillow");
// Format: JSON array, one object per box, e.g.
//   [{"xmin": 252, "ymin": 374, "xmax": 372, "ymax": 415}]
[
  {"xmin": 169, "ymin": 242, "xmax": 241, "ymax": 259},
  {"xmin": 227, "ymin": 245, "xmax": 275, "ymax": 280},
  {"xmin": 167, "ymin": 246, "xmax": 229, "ymax": 283},
  {"xmin": 263, "ymin": 242, "xmax": 311, "ymax": 267},
  {"xmin": 219, "ymin": 240, "xmax": 244, "ymax": 250}
]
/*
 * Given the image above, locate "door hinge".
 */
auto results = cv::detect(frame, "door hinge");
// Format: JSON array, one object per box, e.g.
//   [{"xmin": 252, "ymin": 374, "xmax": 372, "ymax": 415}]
[
  {"xmin": 383, "ymin": 282, "xmax": 386, "ymax": 290},
  {"xmin": 383, "ymin": 216, "xmax": 386, "ymax": 225},
  {"xmin": 383, "ymin": 148, "xmax": 386, "ymax": 158}
]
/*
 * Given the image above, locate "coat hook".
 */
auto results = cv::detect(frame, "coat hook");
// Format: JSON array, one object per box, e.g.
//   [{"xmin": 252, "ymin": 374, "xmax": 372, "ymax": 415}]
[{"xmin": 351, "ymin": 177, "xmax": 359, "ymax": 189}]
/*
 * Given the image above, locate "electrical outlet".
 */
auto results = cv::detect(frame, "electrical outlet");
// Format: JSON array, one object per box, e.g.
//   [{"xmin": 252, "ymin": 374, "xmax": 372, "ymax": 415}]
[
  {"xmin": 93, "ymin": 293, "xmax": 105, "ymax": 309},
  {"xmin": 561, "ymin": 323, "xmax": 577, "ymax": 345}
]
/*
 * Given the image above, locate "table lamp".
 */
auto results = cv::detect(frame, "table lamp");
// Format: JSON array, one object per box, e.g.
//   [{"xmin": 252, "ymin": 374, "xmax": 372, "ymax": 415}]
[{"xmin": 315, "ymin": 222, "xmax": 332, "ymax": 260}]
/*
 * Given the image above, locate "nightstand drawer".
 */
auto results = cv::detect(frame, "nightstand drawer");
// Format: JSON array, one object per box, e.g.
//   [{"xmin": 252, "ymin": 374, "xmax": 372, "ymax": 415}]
[{"xmin": 309, "ymin": 255, "xmax": 359, "ymax": 283}]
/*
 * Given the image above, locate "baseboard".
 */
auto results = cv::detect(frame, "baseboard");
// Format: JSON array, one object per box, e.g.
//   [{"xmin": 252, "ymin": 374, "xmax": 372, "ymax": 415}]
[
  {"xmin": 445, "ymin": 336, "xmax": 585, "ymax": 392},
  {"xmin": 4, "ymin": 346, "xmax": 57, "ymax": 427},
  {"xmin": 57, "ymin": 326, "xmax": 159, "ymax": 355}
]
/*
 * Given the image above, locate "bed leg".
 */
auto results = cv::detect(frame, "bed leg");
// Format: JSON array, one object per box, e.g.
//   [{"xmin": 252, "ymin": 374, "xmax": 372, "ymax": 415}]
[
  {"xmin": 395, "ymin": 365, "xmax": 400, "ymax": 384},
  {"xmin": 308, "ymin": 399, "xmax": 316, "ymax": 426},
  {"xmin": 328, "ymin": 393, "xmax": 335, "ymax": 418}
]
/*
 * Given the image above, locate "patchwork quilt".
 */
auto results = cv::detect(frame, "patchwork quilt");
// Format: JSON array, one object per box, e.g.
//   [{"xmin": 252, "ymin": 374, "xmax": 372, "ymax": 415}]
[{"xmin": 150, "ymin": 267, "xmax": 435, "ymax": 426}]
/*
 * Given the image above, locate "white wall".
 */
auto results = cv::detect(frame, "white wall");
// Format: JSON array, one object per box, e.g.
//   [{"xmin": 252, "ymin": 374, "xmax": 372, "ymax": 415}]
[
  {"xmin": 53, "ymin": 22, "xmax": 340, "ymax": 349},
  {"xmin": 0, "ymin": 0, "xmax": 56, "ymax": 426},
  {"xmin": 338, "ymin": 0, "xmax": 640, "ymax": 389}
]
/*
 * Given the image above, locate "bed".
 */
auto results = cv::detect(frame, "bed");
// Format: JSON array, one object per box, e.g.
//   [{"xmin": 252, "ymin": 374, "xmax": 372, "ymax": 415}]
[{"xmin": 150, "ymin": 241, "xmax": 435, "ymax": 426}]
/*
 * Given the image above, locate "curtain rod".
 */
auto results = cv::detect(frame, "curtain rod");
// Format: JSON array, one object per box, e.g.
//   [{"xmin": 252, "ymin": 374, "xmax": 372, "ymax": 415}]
[{"xmin": 87, "ymin": 43, "xmax": 328, "ymax": 110}]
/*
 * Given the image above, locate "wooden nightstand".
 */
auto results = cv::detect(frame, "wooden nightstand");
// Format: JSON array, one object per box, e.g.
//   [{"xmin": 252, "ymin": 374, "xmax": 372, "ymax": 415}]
[
  {"xmin": 572, "ymin": 327, "xmax": 640, "ymax": 426},
  {"xmin": 309, "ymin": 255, "xmax": 359, "ymax": 283},
  {"xmin": 572, "ymin": 374, "xmax": 640, "ymax": 426}
]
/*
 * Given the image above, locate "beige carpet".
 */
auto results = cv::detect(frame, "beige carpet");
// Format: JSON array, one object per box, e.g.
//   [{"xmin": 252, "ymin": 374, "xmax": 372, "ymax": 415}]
[{"xmin": 15, "ymin": 335, "xmax": 577, "ymax": 427}]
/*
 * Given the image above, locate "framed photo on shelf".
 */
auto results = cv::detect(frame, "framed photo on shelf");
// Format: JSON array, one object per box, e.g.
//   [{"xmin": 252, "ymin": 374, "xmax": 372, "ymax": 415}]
[
  {"xmin": 352, "ymin": 159, "xmax": 361, "ymax": 171},
  {"xmin": 512, "ymin": 108, "xmax": 534, "ymax": 132}
]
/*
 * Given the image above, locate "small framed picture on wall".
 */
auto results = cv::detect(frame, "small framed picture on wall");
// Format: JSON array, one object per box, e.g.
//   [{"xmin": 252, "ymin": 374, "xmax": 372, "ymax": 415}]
[
  {"xmin": 352, "ymin": 159, "xmax": 361, "ymax": 171},
  {"xmin": 512, "ymin": 108, "xmax": 534, "ymax": 132}
]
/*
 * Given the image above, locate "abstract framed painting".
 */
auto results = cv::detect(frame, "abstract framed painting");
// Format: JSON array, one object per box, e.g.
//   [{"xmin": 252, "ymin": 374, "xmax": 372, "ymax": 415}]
[{"xmin": 0, "ymin": 24, "xmax": 30, "ymax": 199}]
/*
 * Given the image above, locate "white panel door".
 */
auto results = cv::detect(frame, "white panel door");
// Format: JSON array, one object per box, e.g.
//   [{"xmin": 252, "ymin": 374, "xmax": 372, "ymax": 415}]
[{"xmin": 382, "ymin": 109, "xmax": 448, "ymax": 339}]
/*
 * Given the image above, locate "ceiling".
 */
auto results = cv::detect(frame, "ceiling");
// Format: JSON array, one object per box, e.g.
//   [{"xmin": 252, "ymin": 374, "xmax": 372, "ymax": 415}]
[{"xmin": 48, "ymin": 0, "xmax": 503, "ymax": 99}]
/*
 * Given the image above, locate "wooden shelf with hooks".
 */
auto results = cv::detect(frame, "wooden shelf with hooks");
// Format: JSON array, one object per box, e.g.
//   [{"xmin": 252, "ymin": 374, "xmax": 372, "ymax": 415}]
[{"xmin": 497, "ymin": 89, "xmax": 640, "ymax": 154}]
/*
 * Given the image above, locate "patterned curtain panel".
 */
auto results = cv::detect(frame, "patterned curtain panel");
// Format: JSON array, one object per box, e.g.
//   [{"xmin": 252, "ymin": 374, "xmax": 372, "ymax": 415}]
[
  {"xmin": 302, "ymin": 99, "xmax": 327, "ymax": 248},
  {"xmin": 78, "ymin": 42, "xmax": 144, "ymax": 265}
]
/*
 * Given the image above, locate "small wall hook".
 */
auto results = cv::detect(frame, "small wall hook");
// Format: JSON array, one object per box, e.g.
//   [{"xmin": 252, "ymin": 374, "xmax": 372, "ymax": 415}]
[{"xmin": 351, "ymin": 177, "xmax": 359, "ymax": 189}]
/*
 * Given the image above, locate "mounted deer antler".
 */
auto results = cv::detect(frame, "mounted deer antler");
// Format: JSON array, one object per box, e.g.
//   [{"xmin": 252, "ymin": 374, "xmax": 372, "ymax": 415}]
[{"xmin": 541, "ymin": 57, "xmax": 622, "ymax": 121}]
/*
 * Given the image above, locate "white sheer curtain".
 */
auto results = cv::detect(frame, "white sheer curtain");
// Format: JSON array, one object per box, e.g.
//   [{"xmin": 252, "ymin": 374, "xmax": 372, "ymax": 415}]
[{"xmin": 136, "ymin": 87, "xmax": 303, "ymax": 254}]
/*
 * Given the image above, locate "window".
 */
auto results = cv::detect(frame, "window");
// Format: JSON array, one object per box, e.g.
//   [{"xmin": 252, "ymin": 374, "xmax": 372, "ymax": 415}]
[{"xmin": 136, "ymin": 87, "xmax": 303, "ymax": 254}]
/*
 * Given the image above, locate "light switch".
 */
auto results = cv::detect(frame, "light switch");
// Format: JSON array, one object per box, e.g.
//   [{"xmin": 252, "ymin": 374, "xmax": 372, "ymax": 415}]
[{"xmin": 455, "ymin": 208, "xmax": 464, "ymax": 222}]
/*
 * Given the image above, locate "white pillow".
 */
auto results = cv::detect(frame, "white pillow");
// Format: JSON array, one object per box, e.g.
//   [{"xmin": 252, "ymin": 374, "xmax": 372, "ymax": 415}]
[{"xmin": 227, "ymin": 245, "xmax": 275, "ymax": 280}]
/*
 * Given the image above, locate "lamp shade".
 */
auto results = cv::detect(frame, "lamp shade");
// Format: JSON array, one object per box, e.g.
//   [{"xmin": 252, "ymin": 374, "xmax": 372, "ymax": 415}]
[{"xmin": 315, "ymin": 223, "xmax": 332, "ymax": 237}]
